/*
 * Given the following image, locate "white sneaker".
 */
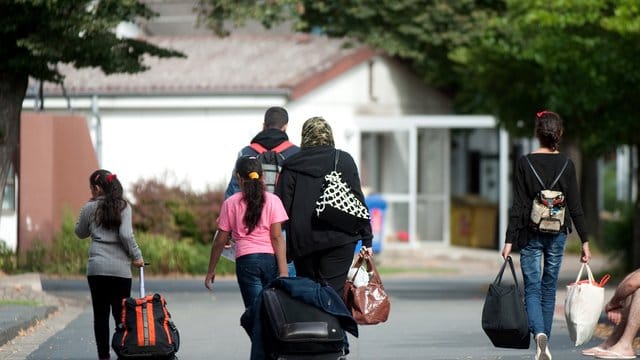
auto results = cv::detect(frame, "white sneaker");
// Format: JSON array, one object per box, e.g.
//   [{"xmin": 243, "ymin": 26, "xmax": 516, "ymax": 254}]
[{"xmin": 535, "ymin": 333, "xmax": 551, "ymax": 360}]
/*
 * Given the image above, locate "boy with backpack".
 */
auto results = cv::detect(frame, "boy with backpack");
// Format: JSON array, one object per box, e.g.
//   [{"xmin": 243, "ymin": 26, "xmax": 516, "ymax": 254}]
[
  {"xmin": 223, "ymin": 106, "xmax": 300, "ymax": 276},
  {"xmin": 224, "ymin": 106, "xmax": 300, "ymax": 199}
]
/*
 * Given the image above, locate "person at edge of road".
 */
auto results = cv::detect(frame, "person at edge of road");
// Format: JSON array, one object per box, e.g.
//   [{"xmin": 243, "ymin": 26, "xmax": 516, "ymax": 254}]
[
  {"xmin": 502, "ymin": 110, "xmax": 591, "ymax": 360},
  {"xmin": 75, "ymin": 169, "xmax": 145, "ymax": 360},
  {"xmin": 205, "ymin": 156, "xmax": 289, "ymax": 310},
  {"xmin": 581, "ymin": 269, "xmax": 640, "ymax": 359},
  {"xmin": 275, "ymin": 116, "xmax": 374, "ymax": 296},
  {"xmin": 223, "ymin": 106, "xmax": 299, "ymax": 276}
]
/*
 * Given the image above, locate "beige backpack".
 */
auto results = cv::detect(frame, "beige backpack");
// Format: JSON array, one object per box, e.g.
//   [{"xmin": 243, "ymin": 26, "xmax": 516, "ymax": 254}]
[{"xmin": 526, "ymin": 156, "xmax": 569, "ymax": 234}]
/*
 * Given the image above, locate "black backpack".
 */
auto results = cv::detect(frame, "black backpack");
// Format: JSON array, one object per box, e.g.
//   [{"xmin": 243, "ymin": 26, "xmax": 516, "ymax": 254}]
[{"xmin": 249, "ymin": 141, "xmax": 294, "ymax": 193}]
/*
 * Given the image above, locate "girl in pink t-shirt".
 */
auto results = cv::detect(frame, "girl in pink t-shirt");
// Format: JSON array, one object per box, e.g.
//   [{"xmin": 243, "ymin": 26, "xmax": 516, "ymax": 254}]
[{"xmin": 204, "ymin": 157, "xmax": 289, "ymax": 308}]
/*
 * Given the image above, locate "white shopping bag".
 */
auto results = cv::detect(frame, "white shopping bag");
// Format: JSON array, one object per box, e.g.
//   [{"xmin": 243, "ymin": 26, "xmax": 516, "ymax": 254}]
[{"xmin": 564, "ymin": 263, "xmax": 610, "ymax": 346}]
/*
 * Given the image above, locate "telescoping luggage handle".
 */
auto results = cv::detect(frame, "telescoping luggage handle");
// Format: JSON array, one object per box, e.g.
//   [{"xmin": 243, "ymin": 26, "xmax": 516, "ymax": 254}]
[{"xmin": 138, "ymin": 263, "xmax": 150, "ymax": 298}]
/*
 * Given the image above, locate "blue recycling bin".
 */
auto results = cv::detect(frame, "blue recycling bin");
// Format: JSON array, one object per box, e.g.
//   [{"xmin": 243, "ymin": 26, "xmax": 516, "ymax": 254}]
[{"xmin": 355, "ymin": 194, "xmax": 387, "ymax": 254}]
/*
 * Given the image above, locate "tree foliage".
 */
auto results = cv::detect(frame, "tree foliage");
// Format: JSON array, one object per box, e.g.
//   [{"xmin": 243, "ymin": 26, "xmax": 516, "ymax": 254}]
[
  {"xmin": 0, "ymin": 0, "xmax": 184, "ymax": 235},
  {"xmin": 197, "ymin": 0, "xmax": 640, "ymax": 153},
  {"xmin": 457, "ymin": 0, "xmax": 640, "ymax": 153},
  {"xmin": 0, "ymin": 0, "xmax": 184, "ymax": 82},
  {"xmin": 198, "ymin": 0, "xmax": 640, "ymax": 267}
]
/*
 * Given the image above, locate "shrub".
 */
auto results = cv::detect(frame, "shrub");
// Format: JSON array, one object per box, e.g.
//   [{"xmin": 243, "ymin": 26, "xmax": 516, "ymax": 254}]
[
  {"xmin": 130, "ymin": 179, "xmax": 224, "ymax": 245},
  {"xmin": 23, "ymin": 239, "xmax": 46, "ymax": 272},
  {"xmin": 136, "ymin": 232, "xmax": 233, "ymax": 275},
  {"xmin": 0, "ymin": 240, "xmax": 16, "ymax": 273},
  {"xmin": 600, "ymin": 203, "xmax": 634, "ymax": 274},
  {"xmin": 130, "ymin": 179, "xmax": 181, "ymax": 239},
  {"xmin": 46, "ymin": 208, "xmax": 89, "ymax": 274}
]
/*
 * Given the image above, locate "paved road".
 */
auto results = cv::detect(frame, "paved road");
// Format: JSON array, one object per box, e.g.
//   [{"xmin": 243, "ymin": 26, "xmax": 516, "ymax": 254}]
[{"xmin": 0, "ymin": 273, "xmax": 605, "ymax": 360}]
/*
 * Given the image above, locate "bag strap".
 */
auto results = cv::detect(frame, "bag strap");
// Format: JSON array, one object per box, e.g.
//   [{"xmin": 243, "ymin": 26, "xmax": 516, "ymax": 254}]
[
  {"xmin": 550, "ymin": 158, "xmax": 569, "ymax": 188},
  {"xmin": 574, "ymin": 263, "xmax": 612, "ymax": 287},
  {"xmin": 574, "ymin": 263, "xmax": 596, "ymax": 285},
  {"xmin": 271, "ymin": 140, "xmax": 294, "ymax": 153},
  {"xmin": 494, "ymin": 256, "xmax": 520, "ymax": 289},
  {"xmin": 249, "ymin": 142, "xmax": 267, "ymax": 154},
  {"xmin": 250, "ymin": 141, "xmax": 294, "ymax": 155},
  {"xmin": 349, "ymin": 252, "xmax": 383, "ymax": 284},
  {"xmin": 333, "ymin": 149, "xmax": 340, "ymax": 172},
  {"xmin": 348, "ymin": 250, "xmax": 383, "ymax": 284},
  {"xmin": 525, "ymin": 155, "xmax": 569, "ymax": 190}
]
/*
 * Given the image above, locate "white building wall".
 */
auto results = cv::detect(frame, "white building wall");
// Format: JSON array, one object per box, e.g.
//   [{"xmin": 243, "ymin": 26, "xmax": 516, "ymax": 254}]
[
  {"xmin": 98, "ymin": 108, "xmax": 270, "ymax": 194},
  {"xmin": 0, "ymin": 212, "xmax": 17, "ymax": 250}
]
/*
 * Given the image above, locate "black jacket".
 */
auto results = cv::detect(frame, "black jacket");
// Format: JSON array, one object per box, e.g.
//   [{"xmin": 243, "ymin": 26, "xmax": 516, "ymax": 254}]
[
  {"xmin": 505, "ymin": 153, "xmax": 588, "ymax": 247},
  {"xmin": 276, "ymin": 146, "xmax": 373, "ymax": 259}
]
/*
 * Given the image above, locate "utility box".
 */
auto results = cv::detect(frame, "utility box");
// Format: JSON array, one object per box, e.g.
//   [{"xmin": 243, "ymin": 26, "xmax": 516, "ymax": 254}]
[{"xmin": 450, "ymin": 195, "xmax": 498, "ymax": 249}]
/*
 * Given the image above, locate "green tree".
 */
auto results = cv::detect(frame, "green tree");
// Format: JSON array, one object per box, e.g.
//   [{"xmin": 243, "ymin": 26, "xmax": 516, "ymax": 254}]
[
  {"xmin": 0, "ymin": 0, "xmax": 183, "ymax": 210},
  {"xmin": 454, "ymin": 0, "xmax": 640, "ymax": 266},
  {"xmin": 198, "ymin": 0, "xmax": 640, "ymax": 265}
]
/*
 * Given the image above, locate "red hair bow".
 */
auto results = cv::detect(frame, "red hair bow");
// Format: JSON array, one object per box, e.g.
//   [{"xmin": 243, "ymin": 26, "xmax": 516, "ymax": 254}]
[
  {"xmin": 106, "ymin": 174, "xmax": 117, "ymax": 183},
  {"xmin": 536, "ymin": 110, "xmax": 549, "ymax": 118}
]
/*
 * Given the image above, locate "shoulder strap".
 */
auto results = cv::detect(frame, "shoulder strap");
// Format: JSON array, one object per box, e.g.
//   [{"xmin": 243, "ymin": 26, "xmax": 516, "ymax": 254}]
[
  {"xmin": 524, "ymin": 155, "xmax": 546, "ymax": 188},
  {"xmin": 249, "ymin": 142, "xmax": 267, "ymax": 154},
  {"xmin": 525, "ymin": 155, "xmax": 570, "ymax": 190},
  {"xmin": 249, "ymin": 141, "xmax": 293, "ymax": 154},
  {"xmin": 333, "ymin": 149, "xmax": 340, "ymax": 171},
  {"xmin": 549, "ymin": 158, "xmax": 569, "ymax": 189},
  {"xmin": 271, "ymin": 140, "xmax": 294, "ymax": 153}
]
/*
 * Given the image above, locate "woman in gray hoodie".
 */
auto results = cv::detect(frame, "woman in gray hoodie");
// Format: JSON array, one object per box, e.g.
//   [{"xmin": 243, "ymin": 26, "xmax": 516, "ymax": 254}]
[{"xmin": 75, "ymin": 169, "xmax": 144, "ymax": 360}]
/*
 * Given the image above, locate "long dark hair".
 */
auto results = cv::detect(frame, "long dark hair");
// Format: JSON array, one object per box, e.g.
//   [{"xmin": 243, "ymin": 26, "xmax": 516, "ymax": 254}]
[
  {"xmin": 535, "ymin": 111, "xmax": 563, "ymax": 151},
  {"xmin": 90, "ymin": 169, "xmax": 127, "ymax": 230},
  {"xmin": 235, "ymin": 157, "xmax": 265, "ymax": 234}
]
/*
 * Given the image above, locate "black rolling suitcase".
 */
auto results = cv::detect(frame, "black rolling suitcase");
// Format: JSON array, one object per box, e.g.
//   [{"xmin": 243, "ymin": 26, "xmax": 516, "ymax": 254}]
[
  {"xmin": 112, "ymin": 267, "xmax": 180, "ymax": 360},
  {"xmin": 262, "ymin": 287, "xmax": 347, "ymax": 360}
]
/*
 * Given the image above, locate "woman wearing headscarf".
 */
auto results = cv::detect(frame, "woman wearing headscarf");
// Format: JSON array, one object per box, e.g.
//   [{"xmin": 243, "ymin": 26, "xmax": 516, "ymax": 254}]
[{"xmin": 275, "ymin": 116, "xmax": 373, "ymax": 295}]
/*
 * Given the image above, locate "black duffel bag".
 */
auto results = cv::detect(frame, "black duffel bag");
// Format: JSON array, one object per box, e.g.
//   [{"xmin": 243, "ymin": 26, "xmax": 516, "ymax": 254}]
[{"xmin": 481, "ymin": 255, "xmax": 530, "ymax": 349}]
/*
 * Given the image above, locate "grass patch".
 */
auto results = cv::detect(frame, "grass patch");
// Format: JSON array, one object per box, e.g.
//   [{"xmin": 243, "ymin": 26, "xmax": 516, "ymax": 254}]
[
  {"xmin": 0, "ymin": 299, "xmax": 41, "ymax": 307},
  {"xmin": 377, "ymin": 266, "xmax": 458, "ymax": 276}
]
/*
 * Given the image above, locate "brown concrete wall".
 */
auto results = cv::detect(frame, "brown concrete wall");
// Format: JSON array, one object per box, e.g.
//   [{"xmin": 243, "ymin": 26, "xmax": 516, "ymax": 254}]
[{"xmin": 19, "ymin": 112, "xmax": 98, "ymax": 258}]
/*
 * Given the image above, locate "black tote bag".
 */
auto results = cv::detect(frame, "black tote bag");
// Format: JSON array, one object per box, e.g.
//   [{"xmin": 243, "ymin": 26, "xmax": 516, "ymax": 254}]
[{"xmin": 481, "ymin": 256, "xmax": 530, "ymax": 349}]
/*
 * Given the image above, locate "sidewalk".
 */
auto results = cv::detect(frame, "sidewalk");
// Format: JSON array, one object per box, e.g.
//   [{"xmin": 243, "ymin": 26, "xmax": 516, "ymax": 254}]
[
  {"xmin": 378, "ymin": 244, "xmax": 610, "ymax": 280},
  {"xmin": 0, "ymin": 273, "xmax": 60, "ymax": 347}
]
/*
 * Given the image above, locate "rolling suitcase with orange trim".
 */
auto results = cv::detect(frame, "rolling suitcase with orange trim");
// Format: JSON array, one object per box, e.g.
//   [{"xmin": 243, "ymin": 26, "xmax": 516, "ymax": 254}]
[{"xmin": 112, "ymin": 267, "xmax": 180, "ymax": 359}]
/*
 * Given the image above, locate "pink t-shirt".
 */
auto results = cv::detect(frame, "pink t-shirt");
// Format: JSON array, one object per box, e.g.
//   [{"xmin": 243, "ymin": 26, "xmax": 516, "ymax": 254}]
[{"xmin": 217, "ymin": 192, "xmax": 289, "ymax": 258}]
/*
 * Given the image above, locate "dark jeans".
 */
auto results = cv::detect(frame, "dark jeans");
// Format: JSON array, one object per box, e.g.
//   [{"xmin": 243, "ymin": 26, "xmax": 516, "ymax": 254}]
[
  {"xmin": 293, "ymin": 242, "xmax": 357, "ymax": 296},
  {"xmin": 236, "ymin": 253, "xmax": 279, "ymax": 309},
  {"xmin": 87, "ymin": 275, "xmax": 132, "ymax": 359}
]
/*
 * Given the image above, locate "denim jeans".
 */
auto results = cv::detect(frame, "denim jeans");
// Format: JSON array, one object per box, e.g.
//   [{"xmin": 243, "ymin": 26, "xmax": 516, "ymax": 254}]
[
  {"xmin": 519, "ymin": 231, "xmax": 567, "ymax": 339},
  {"xmin": 236, "ymin": 253, "xmax": 279, "ymax": 309}
]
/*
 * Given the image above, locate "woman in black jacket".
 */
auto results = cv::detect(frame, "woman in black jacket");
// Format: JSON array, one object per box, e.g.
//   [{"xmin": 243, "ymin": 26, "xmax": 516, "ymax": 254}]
[
  {"xmin": 276, "ymin": 116, "xmax": 373, "ymax": 295},
  {"xmin": 502, "ymin": 111, "xmax": 591, "ymax": 360}
]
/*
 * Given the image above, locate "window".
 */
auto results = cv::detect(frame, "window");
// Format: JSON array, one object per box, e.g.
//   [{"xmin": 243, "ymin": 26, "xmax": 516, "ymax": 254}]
[{"xmin": 2, "ymin": 166, "xmax": 15, "ymax": 212}]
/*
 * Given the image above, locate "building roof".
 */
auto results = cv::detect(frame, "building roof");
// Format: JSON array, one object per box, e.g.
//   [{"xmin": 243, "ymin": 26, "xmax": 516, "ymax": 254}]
[{"xmin": 40, "ymin": 34, "xmax": 375, "ymax": 100}]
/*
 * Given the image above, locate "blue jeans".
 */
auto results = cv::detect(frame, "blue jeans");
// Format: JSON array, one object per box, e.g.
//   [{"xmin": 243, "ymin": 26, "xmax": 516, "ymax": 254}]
[
  {"xmin": 236, "ymin": 253, "xmax": 279, "ymax": 309},
  {"xmin": 519, "ymin": 231, "xmax": 567, "ymax": 339}
]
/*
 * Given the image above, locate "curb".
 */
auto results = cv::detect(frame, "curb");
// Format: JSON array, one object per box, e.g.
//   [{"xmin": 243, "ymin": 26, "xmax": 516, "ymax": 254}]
[
  {"xmin": 0, "ymin": 304, "xmax": 58, "ymax": 347},
  {"xmin": 0, "ymin": 272, "xmax": 62, "ymax": 348}
]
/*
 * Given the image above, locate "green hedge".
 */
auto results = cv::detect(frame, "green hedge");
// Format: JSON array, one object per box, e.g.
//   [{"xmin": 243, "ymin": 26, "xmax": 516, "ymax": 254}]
[{"xmin": 18, "ymin": 210, "xmax": 234, "ymax": 276}]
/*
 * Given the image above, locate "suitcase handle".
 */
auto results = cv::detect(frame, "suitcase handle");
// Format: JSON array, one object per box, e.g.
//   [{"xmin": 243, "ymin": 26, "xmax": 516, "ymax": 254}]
[{"xmin": 139, "ymin": 263, "xmax": 150, "ymax": 298}]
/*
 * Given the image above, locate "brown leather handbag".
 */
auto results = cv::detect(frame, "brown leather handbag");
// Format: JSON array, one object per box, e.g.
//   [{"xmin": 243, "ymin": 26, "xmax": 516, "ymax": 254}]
[{"xmin": 343, "ymin": 251, "xmax": 390, "ymax": 325}]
